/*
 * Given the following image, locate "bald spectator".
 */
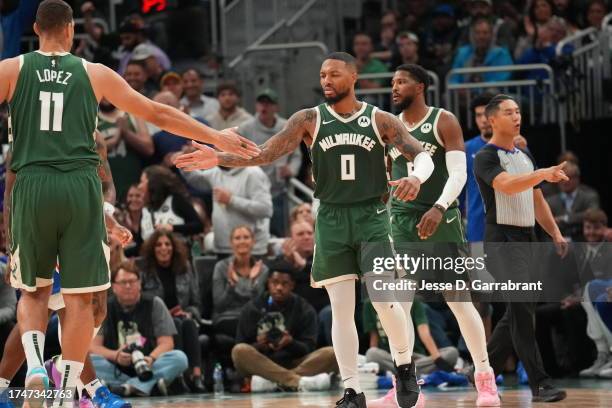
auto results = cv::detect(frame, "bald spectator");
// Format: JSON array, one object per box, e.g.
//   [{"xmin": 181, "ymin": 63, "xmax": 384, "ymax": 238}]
[
  {"xmin": 238, "ymin": 89, "xmax": 301, "ymax": 237},
  {"xmin": 160, "ymin": 72, "xmax": 184, "ymax": 100},
  {"xmin": 547, "ymin": 162, "xmax": 600, "ymax": 241},
  {"xmin": 124, "ymin": 60, "xmax": 155, "ymax": 98},
  {"xmin": 117, "ymin": 18, "xmax": 171, "ymax": 75},
  {"xmin": 151, "ymin": 92, "xmax": 210, "ymax": 166},
  {"xmin": 206, "ymin": 82, "xmax": 253, "ymax": 131},
  {"xmin": 131, "ymin": 43, "xmax": 167, "ymax": 94},
  {"xmin": 181, "ymin": 69, "xmax": 219, "ymax": 120}
]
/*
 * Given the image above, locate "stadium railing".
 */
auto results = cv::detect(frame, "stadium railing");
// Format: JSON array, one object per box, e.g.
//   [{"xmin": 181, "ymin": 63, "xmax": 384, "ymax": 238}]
[{"xmin": 288, "ymin": 177, "xmax": 314, "ymax": 207}]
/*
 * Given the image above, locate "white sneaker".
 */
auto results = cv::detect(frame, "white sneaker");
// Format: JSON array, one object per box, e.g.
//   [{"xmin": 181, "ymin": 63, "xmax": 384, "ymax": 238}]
[
  {"xmin": 298, "ymin": 373, "xmax": 331, "ymax": 391},
  {"xmin": 579, "ymin": 353, "xmax": 609, "ymax": 377},
  {"xmin": 251, "ymin": 375, "xmax": 277, "ymax": 393},
  {"xmin": 597, "ymin": 358, "xmax": 612, "ymax": 378}
]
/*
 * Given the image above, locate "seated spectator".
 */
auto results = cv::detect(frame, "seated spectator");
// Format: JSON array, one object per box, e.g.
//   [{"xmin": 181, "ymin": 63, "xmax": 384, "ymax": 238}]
[
  {"xmin": 371, "ymin": 10, "xmax": 400, "ymax": 63},
  {"xmin": 0, "ymin": 261, "xmax": 17, "ymax": 353},
  {"xmin": 231, "ymin": 261, "xmax": 337, "ymax": 392},
  {"xmin": 212, "ymin": 226, "xmax": 269, "ymax": 351},
  {"xmin": 90, "ymin": 261, "xmax": 188, "ymax": 397},
  {"xmin": 364, "ymin": 299, "xmax": 458, "ymax": 376},
  {"xmin": 140, "ymin": 230, "xmax": 204, "ymax": 392},
  {"xmin": 179, "ymin": 164, "xmax": 272, "ymax": 257},
  {"xmin": 390, "ymin": 31, "xmax": 420, "ymax": 69},
  {"xmin": 277, "ymin": 221, "xmax": 331, "ymax": 346},
  {"xmin": 547, "ymin": 162, "xmax": 600, "ymax": 241},
  {"xmin": 289, "ymin": 203, "xmax": 315, "ymax": 227},
  {"xmin": 139, "ymin": 165, "xmax": 203, "ymax": 241},
  {"xmin": 517, "ymin": 17, "xmax": 572, "ymax": 81},
  {"xmin": 181, "ymin": 69, "xmax": 219, "ymax": 120},
  {"xmin": 419, "ymin": 5, "xmax": 459, "ymax": 80},
  {"xmin": 150, "ymin": 92, "xmax": 196, "ymax": 166},
  {"xmin": 457, "ymin": 0, "xmax": 516, "ymax": 51},
  {"xmin": 353, "ymin": 32, "xmax": 389, "ymax": 89},
  {"xmin": 124, "ymin": 60, "xmax": 156, "ymax": 98},
  {"xmin": 117, "ymin": 18, "xmax": 171, "ymax": 75},
  {"xmin": 514, "ymin": 0, "xmax": 557, "ymax": 60},
  {"xmin": 206, "ymin": 82, "xmax": 253, "ymax": 131},
  {"xmin": 97, "ymin": 99, "xmax": 153, "ymax": 202},
  {"xmin": 130, "ymin": 43, "xmax": 167, "ymax": 95},
  {"xmin": 160, "ymin": 72, "xmax": 184, "ymax": 101},
  {"xmin": 238, "ymin": 89, "xmax": 301, "ymax": 237},
  {"xmin": 120, "ymin": 184, "xmax": 145, "ymax": 257},
  {"xmin": 578, "ymin": 209, "xmax": 612, "ymax": 378},
  {"xmin": 450, "ymin": 17, "xmax": 513, "ymax": 84}
]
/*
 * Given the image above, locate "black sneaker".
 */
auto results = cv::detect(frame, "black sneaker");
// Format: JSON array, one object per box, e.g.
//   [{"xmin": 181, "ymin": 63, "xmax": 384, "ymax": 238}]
[
  {"xmin": 532, "ymin": 384, "xmax": 567, "ymax": 402},
  {"xmin": 335, "ymin": 388, "xmax": 366, "ymax": 407},
  {"xmin": 396, "ymin": 361, "xmax": 421, "ymax": 408}
]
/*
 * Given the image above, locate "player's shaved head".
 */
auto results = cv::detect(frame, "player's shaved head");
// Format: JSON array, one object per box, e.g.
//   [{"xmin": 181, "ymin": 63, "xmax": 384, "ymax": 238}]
[
  {"xmin": 323, "ymin": 52, "xmax": 357, "ymax": 72},
  {"xmin": 36, "ymin": 0, "xmax": 73, "ymax": 33}
]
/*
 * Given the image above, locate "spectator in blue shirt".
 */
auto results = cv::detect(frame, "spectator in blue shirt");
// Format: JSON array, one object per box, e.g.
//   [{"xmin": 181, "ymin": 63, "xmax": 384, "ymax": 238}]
[{"xmin": 449, "ymin": 17, "xmax": 514, "ymax": 84}]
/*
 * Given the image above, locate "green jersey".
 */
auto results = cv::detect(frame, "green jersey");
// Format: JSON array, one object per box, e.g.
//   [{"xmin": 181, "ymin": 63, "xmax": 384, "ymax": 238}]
[
  {"xmin": 8, "ymin": 51, "xmax": 99, "ymax": 172},
  {"xmin": 310, "ymin": 103, "xmax": 387, "ymax": 205},
  {"xmin": 390, "ymin": 107, "xmax": 454, "ymax": 212}
]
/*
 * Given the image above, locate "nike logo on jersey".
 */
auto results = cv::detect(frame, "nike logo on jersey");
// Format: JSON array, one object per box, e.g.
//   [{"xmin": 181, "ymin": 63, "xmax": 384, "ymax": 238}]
[
  {"xmin": 446, "ymin": 216, "xmax": 457, "ymax": 224},
  {"xmin": 377, "ymin": 208, "xmax": 387, "ymax": 214},
  {"xmin": 322, "ymin": 119, "xmax": 336, "ymax": 125}
]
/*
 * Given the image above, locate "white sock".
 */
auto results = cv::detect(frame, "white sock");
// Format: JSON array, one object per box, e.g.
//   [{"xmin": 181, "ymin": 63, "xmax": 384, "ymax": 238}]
[
  {"xmin": 325, "ymin": 280, "xmax": 361, "ymax": 393},
  {"xmin": 84, "ymin": 379, "xmax": 103, "ymax": 398},
  {"xmin": 446, "ymin": 302, "xmax": 491, "ymax": 373},
  {"xmin": 390, "ymin": 301, "xmax": 415, "ymax": 366},
  {"xmin": 372, "ymin": 301, "xmax": 412, "ymax": 366},
  {"xmin": 21, "ymin": 331, "xmax": 46, "ymax": 372},
  {"xmin": 57, "ymin": 360, "xmax": 84, "ymax": 406},
  {"xmin": 0, "ymin": 377, "xmax": 10, "ymax": 391}
]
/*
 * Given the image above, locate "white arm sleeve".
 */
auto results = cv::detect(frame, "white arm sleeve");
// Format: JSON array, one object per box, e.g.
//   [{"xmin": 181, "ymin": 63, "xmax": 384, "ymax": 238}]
[
  {"xmin": 411, "ymin": 151, "xmax": 435, "ymax": 184},
  {"xmin": 435, "ymin": 150, "xmax": 467, "ymax": 209}
]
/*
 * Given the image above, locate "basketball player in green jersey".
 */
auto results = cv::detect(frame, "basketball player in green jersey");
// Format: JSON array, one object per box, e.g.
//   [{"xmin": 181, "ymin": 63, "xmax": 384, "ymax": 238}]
[
  {"xmin": 383, "ymin": 64, "xmax": 500, "ymax": 407},
  {"xmin": 174, "ymin": 52, "xmax": 435, "ymax": 408},
  {"xmin": 0, "ymin": 1, "xmax": 258, "ymax": 405}
]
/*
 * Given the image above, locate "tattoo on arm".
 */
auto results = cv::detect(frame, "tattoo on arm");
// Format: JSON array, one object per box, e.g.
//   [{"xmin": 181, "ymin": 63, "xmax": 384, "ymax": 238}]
[
  {"xmin": 218, "ymin": 108, "xmax": 315, "ymax": 167},
  {"xmin": 378, "ymin": 111, "xmax": 424, "ymax": 161},
  {"xmin": 95, "ymin": 132, "xmax": 116, "ymax": 203}
]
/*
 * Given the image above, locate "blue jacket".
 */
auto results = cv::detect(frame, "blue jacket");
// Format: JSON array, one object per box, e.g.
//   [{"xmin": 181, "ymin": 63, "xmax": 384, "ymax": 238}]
[
  {"xmin": 450, "ymin": 45, "xmax": 514, "ymax": 84},
  {"xmin": 517, "ymin": 43, "xmax": 573, "ymax": 81},
  {"xmin": 459, "ymin": 135, "xmax": 488, "ymax": 242}
]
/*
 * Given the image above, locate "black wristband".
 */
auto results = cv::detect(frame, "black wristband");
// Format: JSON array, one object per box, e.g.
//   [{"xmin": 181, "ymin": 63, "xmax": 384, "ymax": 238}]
[{"xmin": 433, "ymin": 203, "xmax": 446, "ymax": 214}]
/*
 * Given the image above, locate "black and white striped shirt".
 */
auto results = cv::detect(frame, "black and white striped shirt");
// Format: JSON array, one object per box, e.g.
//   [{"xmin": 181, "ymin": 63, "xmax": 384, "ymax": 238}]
[{"xmin": 474, "ymin": 144, "xmax": 540, "ymax": 227}]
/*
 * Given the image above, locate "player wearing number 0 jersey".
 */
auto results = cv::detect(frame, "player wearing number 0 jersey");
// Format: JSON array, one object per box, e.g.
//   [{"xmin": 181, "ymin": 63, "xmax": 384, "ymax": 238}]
[
  {"xmin": 173, "ymin": 52, "xmax": 435, "ymax": 408},
  {"xmin": 0, "ymin": 1, "xmax": 259, "ymax": 406},
  {"xmin": 370, "ymin": 64, "xmax": 500, "ymax": 408}
]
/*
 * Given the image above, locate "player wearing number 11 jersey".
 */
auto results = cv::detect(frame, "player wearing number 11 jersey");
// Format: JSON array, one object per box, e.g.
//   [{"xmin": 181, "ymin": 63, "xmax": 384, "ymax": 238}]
[
  {"xmin": 0, "ymin": 1, "xmax": 259, "ymax": 406},
  {"xmin": 173, "ymin": 52, "xmax": 435, "ymax": 408}
]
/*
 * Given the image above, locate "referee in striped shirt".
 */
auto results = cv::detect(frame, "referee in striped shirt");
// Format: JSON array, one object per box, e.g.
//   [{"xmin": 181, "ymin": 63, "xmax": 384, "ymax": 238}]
[{"xmin": 474, "ymin": 95, "xmax": 569, "ymax": 402}]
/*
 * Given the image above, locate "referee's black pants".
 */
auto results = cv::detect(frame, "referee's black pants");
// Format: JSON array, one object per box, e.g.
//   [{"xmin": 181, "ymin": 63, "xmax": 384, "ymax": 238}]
[{"xmin": 484, "ymin": 224, "xmax": 550, "ymax": 393}]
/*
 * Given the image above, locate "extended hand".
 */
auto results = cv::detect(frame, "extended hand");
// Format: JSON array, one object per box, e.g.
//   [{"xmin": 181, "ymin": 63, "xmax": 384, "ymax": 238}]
[
  {"xmin": 173, "ymin": 141, "xmax": 220, "ymax": 171},
  {"xmin": 541, "ymin": 161, "xmax": 569, "ymax": 183},
  {"xmin": 214, "ymin": 127, "xmax": 260, "ymax": 159},
  {"xmin": 389, "ymin": 176, "xmax": 421, "ymax": 201}
]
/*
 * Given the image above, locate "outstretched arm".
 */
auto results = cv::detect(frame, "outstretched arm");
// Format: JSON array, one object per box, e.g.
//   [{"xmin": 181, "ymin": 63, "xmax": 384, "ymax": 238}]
[
  {"xmin": 174, "ymin": 108, "xmax": 315, "ymax": 171},
  {"xmin": 87, "ymin": 63, "xmax": 259, "ymax": 159}
]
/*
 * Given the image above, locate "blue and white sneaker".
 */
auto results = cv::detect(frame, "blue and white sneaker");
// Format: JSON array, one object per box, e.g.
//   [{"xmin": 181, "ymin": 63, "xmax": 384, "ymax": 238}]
[
  {"xmin": 92, "ymin": 385, "xmax": 132, "ymax": 408},
  {"xmin": 24, "ymin": 367, "xmax": 49, "ymax": 408}
]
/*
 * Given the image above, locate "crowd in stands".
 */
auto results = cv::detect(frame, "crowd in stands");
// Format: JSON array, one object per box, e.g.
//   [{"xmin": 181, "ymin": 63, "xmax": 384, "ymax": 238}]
[{"xmin": 0, "ymin": 0, "xmax": 610, "ymax": 397}]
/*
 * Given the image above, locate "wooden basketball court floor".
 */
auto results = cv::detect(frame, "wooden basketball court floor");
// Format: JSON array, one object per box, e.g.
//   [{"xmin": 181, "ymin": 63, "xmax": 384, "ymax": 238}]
[{"xmin": 120, "ymin": 379, "xmax": 611, "ymax": 407}]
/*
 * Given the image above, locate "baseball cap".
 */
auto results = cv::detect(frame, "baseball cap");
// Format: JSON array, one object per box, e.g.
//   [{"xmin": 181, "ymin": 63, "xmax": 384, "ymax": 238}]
[
  {"xmin": 396, "ymin": 31, "xmax": 419, "ymax": 43},
  {"xmin": 160, "ymin": 71, "xmax": 182, "ymax": 87},
  {"xmin": 433, "ymin": 4, "xmax": 455, "ymax": 17},
  {"xmin": 131, "ymin": 43, "xmax": 155, "ymax": 61},
  {"xmin": 256, "ymin": 88, "xmax": 279, "ymax": 104}
]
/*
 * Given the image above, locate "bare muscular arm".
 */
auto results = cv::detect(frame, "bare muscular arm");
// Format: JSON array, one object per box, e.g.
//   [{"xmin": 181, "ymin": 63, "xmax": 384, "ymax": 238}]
[{"xmin": 375, "ymin": 110, "xmax": 425, "ymax": 160}]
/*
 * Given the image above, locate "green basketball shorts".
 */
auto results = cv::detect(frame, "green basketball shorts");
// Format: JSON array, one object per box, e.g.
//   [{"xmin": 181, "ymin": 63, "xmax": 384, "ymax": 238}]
[{"xmin": 9, "ymin": 166, "xmax": 110, "ymax": 293}]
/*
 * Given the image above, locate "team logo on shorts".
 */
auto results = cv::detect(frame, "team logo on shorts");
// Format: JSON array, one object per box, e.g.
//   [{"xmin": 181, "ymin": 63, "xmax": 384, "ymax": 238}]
[
  {"xmin": 420, "ymin": 123, "xmax": 433, "ymax": 133},
  {"xmin": 358, "ymin": 116, "xmax": 371, "ymax": 127}
]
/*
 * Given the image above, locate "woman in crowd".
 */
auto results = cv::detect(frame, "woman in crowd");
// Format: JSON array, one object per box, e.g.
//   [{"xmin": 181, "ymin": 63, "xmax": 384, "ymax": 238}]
[
  {"xmin": 140, "ymin": 230, "xmax": 205, "ymax": 392},
  {"xmin": 515, "ymin": 0, "xmax": 557, "ymax": 59},
  {"xmin": 139, "ymin": 165, "xmax": 203, "ymax": 241},
  {"xmin": 212, "ymin": 226, "xmax": 269, "ymax": 353},
  {"xmin": 119, "ymin": 183, "xmax": 145, "ymax": 257},
  {"xmin": 290, "ymin": 203, "xmax": 314, "ymax": 227}
]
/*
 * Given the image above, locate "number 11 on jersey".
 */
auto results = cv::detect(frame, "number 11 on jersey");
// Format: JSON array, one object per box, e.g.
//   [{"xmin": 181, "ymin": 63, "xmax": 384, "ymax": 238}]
[{"xmin": 39, "ymin": 91, "xmax": 64, "ymax": 132}]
